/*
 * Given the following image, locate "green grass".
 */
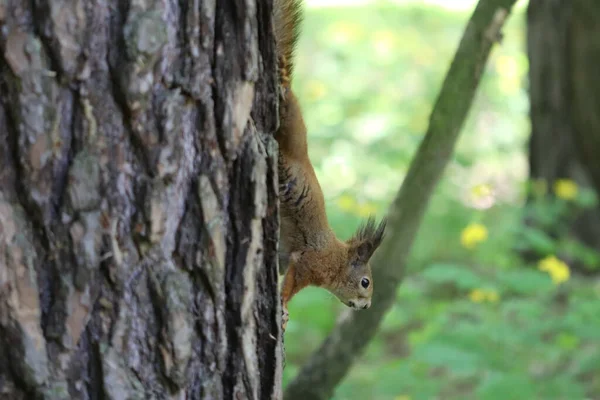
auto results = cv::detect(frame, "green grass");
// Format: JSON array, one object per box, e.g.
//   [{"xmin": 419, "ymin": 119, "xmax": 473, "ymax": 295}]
[{"xmin": 282, "ymin": 3, "xmax": 600, "ymax": 399}]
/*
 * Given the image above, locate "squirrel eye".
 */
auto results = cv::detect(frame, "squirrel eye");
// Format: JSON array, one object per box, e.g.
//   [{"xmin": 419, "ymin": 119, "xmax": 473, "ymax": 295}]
[{"xmin": 361, "ymin": 278, "xmax": 370, "ymax": 289}]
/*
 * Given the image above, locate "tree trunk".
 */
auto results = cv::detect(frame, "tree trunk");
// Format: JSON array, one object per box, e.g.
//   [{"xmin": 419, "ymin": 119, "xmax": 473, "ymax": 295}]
[
  {"xmin": 0, "ymin": 1, "xmax": 283, "ymax": 399},
  {"xmin": 569, "ymin": 1, "xmax": 600, "ymax": 196},
  {"xmin": 527, "ymin": 0, "xmax": 600, "ymax": 270}
]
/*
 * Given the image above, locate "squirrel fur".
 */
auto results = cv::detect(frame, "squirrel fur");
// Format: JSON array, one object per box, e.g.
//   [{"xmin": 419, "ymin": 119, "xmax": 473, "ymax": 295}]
[{"xmin": 273, "ymin": 0, "xmax": 387, "ymax": 330}]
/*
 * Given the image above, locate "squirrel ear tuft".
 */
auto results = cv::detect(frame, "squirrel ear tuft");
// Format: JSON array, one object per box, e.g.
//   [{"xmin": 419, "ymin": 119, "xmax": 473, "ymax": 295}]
[{"xmin": 350, "ymin": 215, "xmax": 387, "ymax": 262}]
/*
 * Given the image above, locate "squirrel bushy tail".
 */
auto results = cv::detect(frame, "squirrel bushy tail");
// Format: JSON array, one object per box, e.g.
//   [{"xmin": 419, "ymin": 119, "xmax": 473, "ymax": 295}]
[{"xmin": 274, "ymin": 0, "xmax": 303, "ymax": 90}]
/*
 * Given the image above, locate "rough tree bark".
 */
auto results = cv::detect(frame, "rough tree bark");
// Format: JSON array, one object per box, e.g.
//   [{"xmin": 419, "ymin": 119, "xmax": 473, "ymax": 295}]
[
  {"xmin": 0, "ymin": 0, "xmax": 283, "ymax": 399},
  {"xmin": 284, "ymin": 0, "xmax": 517, "ymax": 399},
  {"xmin": 527, "ymin": 0, "xmax": 600, "ymax": 270}
]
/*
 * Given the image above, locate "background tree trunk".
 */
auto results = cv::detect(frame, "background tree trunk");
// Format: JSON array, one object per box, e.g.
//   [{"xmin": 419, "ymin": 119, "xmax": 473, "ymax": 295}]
[
  {"xmin": 527, "ymin": 0, "xmax": 600, "ymax": 271},
  {"xmin": 0, "ymin": 1, "xmax": 283, "ymax": 399}
]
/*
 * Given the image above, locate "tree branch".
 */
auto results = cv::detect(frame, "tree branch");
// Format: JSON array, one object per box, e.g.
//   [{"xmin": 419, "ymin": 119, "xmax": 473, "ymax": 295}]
[{"xmin": 284, "ymin": 0, "xmax": 518, "ymax": 398}]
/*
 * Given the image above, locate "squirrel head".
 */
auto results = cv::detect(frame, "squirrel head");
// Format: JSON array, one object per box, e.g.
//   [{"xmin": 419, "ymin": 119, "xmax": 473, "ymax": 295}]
[{"xmin": 328, "ymin": 216, "xmax": 387, "ymax": 310}]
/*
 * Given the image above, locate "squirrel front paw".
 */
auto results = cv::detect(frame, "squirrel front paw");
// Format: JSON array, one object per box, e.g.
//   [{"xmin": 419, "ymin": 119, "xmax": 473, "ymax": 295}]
[{"xmin": 282, "ymin": 306, "xmax": 289, "ymax": 332}]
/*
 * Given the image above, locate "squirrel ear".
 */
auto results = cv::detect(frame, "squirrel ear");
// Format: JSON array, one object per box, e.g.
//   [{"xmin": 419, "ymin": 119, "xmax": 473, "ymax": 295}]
[
  {"xmin": 350, "ymin": 215, "xmax": 387, "ymax": 263},
  {"xmin": 355, "ymin": 240, "xmax": 375, "ymax": 263}
]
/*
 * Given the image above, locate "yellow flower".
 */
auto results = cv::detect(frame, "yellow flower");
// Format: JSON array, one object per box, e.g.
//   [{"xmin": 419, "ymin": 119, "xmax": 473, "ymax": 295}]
[
  {"xmin": 460, "ymin": 223, "xmax": 488, "ymax": 249},
  {"xmin": 538, "ymin": 256, "xmax": 571, "ymax": 284},
  {"xmin": 469, "ymin": 289, "xmax": 486, "ymax": 303},
  {"xmin": 394, "ymin": 396, "xmax": 411, "ymax": 400},
  {"xmin": 553, "ymin": 179, "xmax": 578, "ymax": 200},
  {"xmin": 468, "ymin": 288, "xmax": 500, "ymax": 303},
  {"xmin": 471, "ymin": 183, "xmax": 492, "ymax": 200}
]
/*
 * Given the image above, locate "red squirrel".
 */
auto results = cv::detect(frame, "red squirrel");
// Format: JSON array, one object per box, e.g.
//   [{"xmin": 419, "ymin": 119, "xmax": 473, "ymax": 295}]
[{"xmin": 273, "ymin": 0, "xmax": 387, "ymax": 331}]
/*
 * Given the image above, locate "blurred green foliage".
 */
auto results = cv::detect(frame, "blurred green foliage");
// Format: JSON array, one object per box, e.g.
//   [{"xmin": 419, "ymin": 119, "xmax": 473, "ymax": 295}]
[{"xmin": 282, "ymin": 2, "xmax": 600, "ymax": 399}]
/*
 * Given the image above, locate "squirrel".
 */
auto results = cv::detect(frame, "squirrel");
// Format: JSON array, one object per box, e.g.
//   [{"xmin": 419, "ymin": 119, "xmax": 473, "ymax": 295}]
[{"xmin": 273, "ymin": 0, "xmax": 387, "ymax": 331}]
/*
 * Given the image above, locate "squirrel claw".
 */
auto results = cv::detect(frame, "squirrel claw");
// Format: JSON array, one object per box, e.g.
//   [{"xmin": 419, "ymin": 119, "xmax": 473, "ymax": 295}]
[{"xmin": 281, "ymin": 306, "xmax": 289, "ymax": 332}]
